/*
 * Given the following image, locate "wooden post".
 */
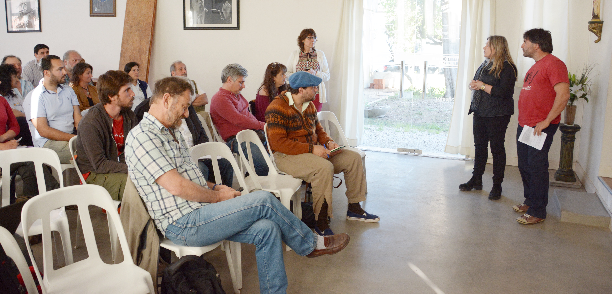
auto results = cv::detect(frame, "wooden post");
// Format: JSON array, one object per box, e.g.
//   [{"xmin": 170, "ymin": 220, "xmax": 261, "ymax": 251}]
[{"xmin": 119, "ymin": 0, "xmax": 158, "ymax": 83}]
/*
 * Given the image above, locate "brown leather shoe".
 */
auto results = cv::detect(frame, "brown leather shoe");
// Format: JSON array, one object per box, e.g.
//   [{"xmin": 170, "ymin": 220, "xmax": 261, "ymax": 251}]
[
  {"xmin": 516, "ymin": 213, "xmax": 545, "ymax": 225},
  {"xmin": 307, "ymin": 233, "xmax": 350, "ymax": 258},
  {"xmin": 512, "ymin": 204, "xmax": 529, "ymax": 213}
]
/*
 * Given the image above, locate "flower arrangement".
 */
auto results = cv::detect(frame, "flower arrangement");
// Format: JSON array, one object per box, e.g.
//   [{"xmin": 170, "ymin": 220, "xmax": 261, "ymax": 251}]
[{"xmin": 568, "ymin": 65, "xmax": 595, "ymax": 106}]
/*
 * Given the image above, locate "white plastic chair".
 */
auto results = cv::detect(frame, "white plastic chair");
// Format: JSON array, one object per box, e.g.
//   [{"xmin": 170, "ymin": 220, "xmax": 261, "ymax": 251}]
[
  {"xmin": 69, "ymin": 136, "xmax": 121, "ymax": 260},
  {"xmin": 197, "ymin": 113, "xmax": 215, "ymax": 143},
  {"xmin": 236, "ymin": 130, "xmax": 302, "ymax": 219},
  {"xmin": 0, "ymin": 147, "xmax": 73, "ymax": 265},
  {"xmin": 317, "ymin": 111, "xmax": 367, "ymax": 192},
  {"xmin": 199, "ymin": 111, "xmax": 225, "ymax": 143},
  {"xmin": 21, "ymin": 185, "xmax": 154, "ymax": 294},
  {"xmin": 0, "ymin": 226, "xmax": 38, "ymax": 294}
]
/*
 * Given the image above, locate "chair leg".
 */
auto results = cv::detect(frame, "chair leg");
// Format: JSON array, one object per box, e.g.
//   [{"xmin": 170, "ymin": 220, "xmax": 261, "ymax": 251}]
[
  {"xmin": 224, "ymin": 241, "xmax": 242, "ymax": 293},
  {"xmin": 107, "ymin": 213, "xmax": 119, "ymax": 263},
  {"xmin": 74, "ymin": 213, "xmax": 81, "ymax": 249},
  {"xmin": 57, "ymin": 212, "xmax": 73, "ymax": 265}
]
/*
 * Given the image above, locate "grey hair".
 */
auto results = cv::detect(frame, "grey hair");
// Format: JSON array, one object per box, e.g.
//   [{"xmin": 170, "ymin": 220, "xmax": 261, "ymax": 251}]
[
  {"xmin": 62, "ymin": 50, "xmax": 80, "ymax": 61},
  {"xmin": 221, "ymin": 63, "xmax": 248, "ymax": 83},
  {"xmin": 170, "ymin": 60, "xmax": 183, "ymax": 74},
  {"xmin": 1, "ymin": 55, "xmax": 21, "ymax": 64}
]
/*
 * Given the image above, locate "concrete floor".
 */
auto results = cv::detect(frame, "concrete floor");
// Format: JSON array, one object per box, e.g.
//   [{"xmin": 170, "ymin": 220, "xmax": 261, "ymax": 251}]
[{"xmin": 29, "ymin": 151, "xmax": 612, "ymax": 293}]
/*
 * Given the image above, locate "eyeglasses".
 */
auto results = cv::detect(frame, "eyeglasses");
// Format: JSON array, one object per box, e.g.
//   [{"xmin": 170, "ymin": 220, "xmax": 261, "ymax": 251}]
[{"xmin": 306, "ymin": 36, "xmax": 317, "ymax": 41}]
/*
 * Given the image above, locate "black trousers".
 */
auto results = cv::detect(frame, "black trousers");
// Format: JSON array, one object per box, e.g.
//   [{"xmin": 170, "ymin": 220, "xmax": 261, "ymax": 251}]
[
  {"xmin": 516, "ymin": 123, "xmax": 558, "ymax": 219},
  {"xmin": 472, "ymin": 115, "xmax": 511, "ymax": 185}
]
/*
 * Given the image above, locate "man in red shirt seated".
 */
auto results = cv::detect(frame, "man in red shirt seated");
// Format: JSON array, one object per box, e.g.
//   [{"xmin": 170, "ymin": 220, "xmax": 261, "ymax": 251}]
[
  {"xmin": 209, "ymin": 63, "xmax": 268, "ymax": 176},
  {"xmin": 75, "ymin": 70, "xmax": 136, "ymax": 200}
]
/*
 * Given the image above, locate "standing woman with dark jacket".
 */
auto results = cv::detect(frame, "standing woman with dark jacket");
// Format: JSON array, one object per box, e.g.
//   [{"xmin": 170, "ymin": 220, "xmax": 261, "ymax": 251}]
[{"xmin": 459, "ymin": 35, "xmax": 517, "ymax": 200}]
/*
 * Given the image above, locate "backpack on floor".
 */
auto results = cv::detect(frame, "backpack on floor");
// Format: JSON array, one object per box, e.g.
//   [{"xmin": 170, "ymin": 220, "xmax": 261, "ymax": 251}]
[{"xmin": 161, "ymin": 255, "xmax": 226, "ymax": 294}]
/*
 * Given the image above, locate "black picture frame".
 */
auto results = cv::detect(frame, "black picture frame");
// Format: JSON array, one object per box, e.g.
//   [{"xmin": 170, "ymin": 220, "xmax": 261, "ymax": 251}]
[
  {"xmin": 184, "ymin": 0, "xmax": 239, "ymax": 30},
  {"xmin": 4, "ymin": 0, "xmax": 41, "ymax": 33},
  {"xmin": 90, "ymin": 0, "xmax": 116, "ymax": 17}
]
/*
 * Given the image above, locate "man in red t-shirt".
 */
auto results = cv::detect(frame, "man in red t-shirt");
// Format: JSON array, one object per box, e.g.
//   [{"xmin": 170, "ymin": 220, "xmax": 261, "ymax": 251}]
[
  {"xmin": 75, "ymin": 70, "xmax": 137, "ymax": 200},
  {"xmin": 513, "ymin": 28, "xmax": 570, "ymax": 225}
]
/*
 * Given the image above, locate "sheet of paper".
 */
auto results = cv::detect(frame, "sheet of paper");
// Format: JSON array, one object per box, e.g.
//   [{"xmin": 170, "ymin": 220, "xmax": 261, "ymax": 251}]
[{"xmin": 518, "ymin": 126, "xmax": 547, "ymax": 150}]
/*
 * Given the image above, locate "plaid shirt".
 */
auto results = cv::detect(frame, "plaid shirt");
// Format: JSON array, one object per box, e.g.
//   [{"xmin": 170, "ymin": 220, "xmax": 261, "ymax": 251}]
[
  {"xmin": 125, "ymin": 112, "xmax": 208, "ymax": 234},
  {"xmin": 22, "ymin": 59, "xmax": 43, "ymax": 87}
]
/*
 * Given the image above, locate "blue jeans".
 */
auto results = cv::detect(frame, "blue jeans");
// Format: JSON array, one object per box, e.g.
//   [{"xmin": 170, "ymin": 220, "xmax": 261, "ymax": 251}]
[
  {"xmin": 226, "ymin": 137, "xmax": 269, "ymax": 176},
  {"xmin": 198, "ymin": 158, "xmax": 234, "ymax": 187},
  {"xmin": 165, "ymin": 191, "xmax": 316, "ymax": 294},
  {"xmin": 516, "ymin": 123, "xmax": 558, "ymax": 219}
]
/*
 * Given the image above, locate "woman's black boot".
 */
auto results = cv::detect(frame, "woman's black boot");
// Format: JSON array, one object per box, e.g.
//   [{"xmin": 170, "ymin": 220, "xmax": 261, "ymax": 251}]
[{"xmin": 459, "ymin": 177, "xmax": 483, "ymax": 191}]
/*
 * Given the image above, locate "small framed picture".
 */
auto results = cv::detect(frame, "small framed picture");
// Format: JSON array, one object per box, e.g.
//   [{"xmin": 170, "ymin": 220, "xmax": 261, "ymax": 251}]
[
  {"xmin": 4, "ymin": 0, "xmax": 41, "ymax": 33},
  {"xmin": 90, "ymin": 0, "xmax": 116, "ymax": 17},
  {"xmin": 184, "ymin": 0, "xmax": 240, "ymax": 30}
]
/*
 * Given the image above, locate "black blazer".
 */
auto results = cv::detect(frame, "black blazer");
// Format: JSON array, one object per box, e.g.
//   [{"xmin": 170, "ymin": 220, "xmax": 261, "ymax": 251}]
[{"xmin": 469, "ymin": 60, "xmax": 517, "ymax": 117}]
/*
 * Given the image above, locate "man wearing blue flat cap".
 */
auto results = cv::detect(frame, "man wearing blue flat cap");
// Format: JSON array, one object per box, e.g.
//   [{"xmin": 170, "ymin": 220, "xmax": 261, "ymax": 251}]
[{"xmin": 266, "ymin": 71, "xmax": 379, "ymax": 236}]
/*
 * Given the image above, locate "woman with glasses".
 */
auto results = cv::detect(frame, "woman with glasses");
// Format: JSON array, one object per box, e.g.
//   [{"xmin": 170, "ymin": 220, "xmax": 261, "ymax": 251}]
[
  {"xmin": 459, "ymin": 36, "xmax": 517, "ymax": 200},
  {"xmin": 254, "ymin": 62, "xmax": 287, "ymax": 122},
  {"xmin": 287, "ymin": 28, "xmax": 330, "ymax": 111}
]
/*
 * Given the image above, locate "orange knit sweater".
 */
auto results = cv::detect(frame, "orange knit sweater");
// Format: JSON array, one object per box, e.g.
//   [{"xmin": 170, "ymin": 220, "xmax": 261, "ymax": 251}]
[{"xmin": 265, "ymin": 91, "xmax": 332, "ymax": 155}]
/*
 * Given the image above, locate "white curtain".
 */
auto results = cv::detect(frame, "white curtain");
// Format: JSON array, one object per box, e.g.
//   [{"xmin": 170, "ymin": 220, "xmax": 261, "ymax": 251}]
[
  {"xmin": 445, "ymin": 0, "xmax": 496, "ymax": 156},
  {"xmin": 328, "ymin": 0, "xmax": 365, "ymax": 146},
  {"xmin": 515, "ymin": 0, "xmax": 569, "ymax": 84}
]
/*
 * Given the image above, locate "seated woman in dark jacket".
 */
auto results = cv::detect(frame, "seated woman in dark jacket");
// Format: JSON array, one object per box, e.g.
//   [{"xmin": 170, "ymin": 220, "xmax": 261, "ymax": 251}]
[{"xmin": 459, "ymin": 35, "xmax": 517, "ymax": 200}]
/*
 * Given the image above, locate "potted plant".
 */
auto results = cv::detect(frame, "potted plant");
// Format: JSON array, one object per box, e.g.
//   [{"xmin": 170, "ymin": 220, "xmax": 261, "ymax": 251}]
[{"xmin": 566, "ymin": 65, "xmax": 594, "ymax": 125}]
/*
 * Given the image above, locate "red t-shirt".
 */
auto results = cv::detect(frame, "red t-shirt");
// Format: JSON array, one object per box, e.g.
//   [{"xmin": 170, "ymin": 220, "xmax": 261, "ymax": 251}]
[
  {"xmin": 518, "ymin": 54, "xmax": 569, "ymax": 127},
  {"xmin": 113, "ymin": 116, "xmax": 125, "ymax": 156}
]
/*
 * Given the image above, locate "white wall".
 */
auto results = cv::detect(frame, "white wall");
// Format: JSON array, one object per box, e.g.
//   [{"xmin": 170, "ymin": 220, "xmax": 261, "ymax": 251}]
[
  {"xmin": 578, "ymin": 0, "xmax": 612, "ymax": 211},
  {"xmin": 0, "ymin": 0, "xmax": 343, "ymax": 102},
  {"xmin": 0, "ymin": 0, "xmax": 127, "ymax": 79},
  {"xmin": 149, "ymin": 0, "xmax": 343, "ymax": 101}
]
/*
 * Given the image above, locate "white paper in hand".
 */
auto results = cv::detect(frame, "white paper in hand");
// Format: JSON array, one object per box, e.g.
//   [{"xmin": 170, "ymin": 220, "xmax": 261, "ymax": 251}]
[{"xmin": 518, "ymin": 126, "xmax": 547, "ymax": 150}]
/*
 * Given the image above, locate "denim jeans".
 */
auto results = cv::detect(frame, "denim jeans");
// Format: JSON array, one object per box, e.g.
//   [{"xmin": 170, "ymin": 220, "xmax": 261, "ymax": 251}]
[
  {"xmin": 165, "ymin": 191, "xmax": 316, "ymax": 294},
  {"xmin": 198, "ymin": 158, "xmax": 234, "ymax": 187},
  {"xmin": 226, "ymin": 137, "xmax": 269, "ymax": 176},
  {"xmin": 516, "ymin": 123, "xmax": 558, "ymax": 219}
]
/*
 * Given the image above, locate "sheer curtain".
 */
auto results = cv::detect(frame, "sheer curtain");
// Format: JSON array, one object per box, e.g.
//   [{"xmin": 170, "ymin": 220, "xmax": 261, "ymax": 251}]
[
  {"xmin": 328, "ymin": 0, "xmax": 365, "ymax": 146},
  {"xmin": 445, "ymin": 0, "xmax": 495, "ymax": 156}
]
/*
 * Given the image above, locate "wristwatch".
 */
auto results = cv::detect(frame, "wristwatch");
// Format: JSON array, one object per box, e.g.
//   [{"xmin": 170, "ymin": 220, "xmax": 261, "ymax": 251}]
[{"xmin": 480, "ymin": 84, "xmax": 486, "ymax": 91}]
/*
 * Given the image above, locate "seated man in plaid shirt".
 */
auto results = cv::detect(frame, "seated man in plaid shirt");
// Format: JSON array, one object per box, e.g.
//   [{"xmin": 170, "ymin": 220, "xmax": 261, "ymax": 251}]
[{"xmin": 125, "ymin": 76, "xmax": 349, "ymax": 294}]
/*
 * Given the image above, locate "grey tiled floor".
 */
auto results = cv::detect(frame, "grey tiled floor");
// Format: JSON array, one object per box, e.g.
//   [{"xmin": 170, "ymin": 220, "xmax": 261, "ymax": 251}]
[{"xmin": 28, "ymin": 151, "xmax": 612, "ymax": 293}]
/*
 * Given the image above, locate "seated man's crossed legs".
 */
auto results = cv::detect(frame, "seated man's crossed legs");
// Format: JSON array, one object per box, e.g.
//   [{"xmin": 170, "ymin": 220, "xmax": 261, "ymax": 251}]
[
  {"xmin": 274, "ymin": 148, "xmax": 378, "ymax": 236},
  {"xmin": 165, "ymin": 191, "xmax": 350, "ymax": 294}
]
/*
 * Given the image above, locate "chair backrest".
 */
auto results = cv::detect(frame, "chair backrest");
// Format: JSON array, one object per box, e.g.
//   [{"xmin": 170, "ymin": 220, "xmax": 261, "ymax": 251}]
[
  {"xmin": 68, "ymin": 136, "xmax": 87, "ymax": 184},
  {"xmin": 189, "ymin": 142, "xmax": 251, "ymax": 192},
  {"xmin": 236, "ymin": 130, "xmax": 279, "ymax": 186},
  {"xmin": 199, "ymin": 112, "xmax": 224, "ymax": 143},
  {"xmin": 0, "ymin": 148, "xmax": 64, "ymax": 207},
  {"xmin": 21, "ymin": 185, "xmax": 134, "ymax": 290},
  {"xmin": 263, "ymin": 123, "xmax": 282, "ymax": 172},
  {"xmin": 0, "ymin": 226, "xmax": 38, "ymax": 294},
  {"xmin": 317, "ymin": 111, "xmax": 350, "ymax": 147},
  {"xmin": 196, "ymin": 113, "xmax": 215, "ymax": 144}
]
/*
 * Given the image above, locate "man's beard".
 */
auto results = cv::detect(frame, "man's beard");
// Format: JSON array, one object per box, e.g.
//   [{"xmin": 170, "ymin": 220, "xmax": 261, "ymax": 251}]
[
  {"xmin": 50, "ymin": 74, "xmax": 65, "ymax": 86},
  {"xmin": 168, "ymin": 114, "xmax": 183, "ymax": 129}
]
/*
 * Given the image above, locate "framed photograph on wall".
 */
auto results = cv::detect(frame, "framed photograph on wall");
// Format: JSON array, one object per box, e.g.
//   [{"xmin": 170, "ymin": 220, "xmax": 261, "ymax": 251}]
[
  {"xmin": 90, "ymin": 0, "xmax": 116, "ymax": 17},
  {"xmin": 184, "ymin": 0, "xmax": 239, "ymax": 30},
  {"xmin": 4, "ymin": 0, "xmax": 41, "ymax": 33}
]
